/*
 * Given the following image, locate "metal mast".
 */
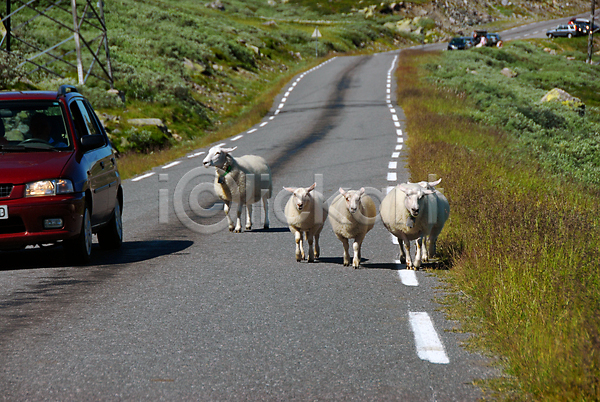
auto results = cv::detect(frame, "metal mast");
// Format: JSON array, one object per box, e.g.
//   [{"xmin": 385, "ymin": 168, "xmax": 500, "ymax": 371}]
[{"xmin": 1, "ymin": 0, "xmax": 114, "ymax": 87}]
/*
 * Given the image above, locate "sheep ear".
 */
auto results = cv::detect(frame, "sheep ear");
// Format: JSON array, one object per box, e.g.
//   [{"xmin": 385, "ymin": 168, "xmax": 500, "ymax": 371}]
[
  {"xmin": 428, "ymin": 178, "xmax": 442, "ymax": 187},
  {"xmin": 338, "ymin": 187, "xmax": 346, "ymax": 195},
  {"xmin": 307, "ymin": 183, "xmax": 317, "ymax": 192},
  {"xmin": 222, "ymin": 146, "xmax": 237, "ymax": 154},
  {"xmin": 283, "ymin": 186, "xmax": 295, "ymax": 193},
  {"xmin": 359, "ymin": 187, "xmax": 365, "ymax": 195},
  {"xmin": 398, "ymin": 183, "xmax": 410, "ymax": 194}
]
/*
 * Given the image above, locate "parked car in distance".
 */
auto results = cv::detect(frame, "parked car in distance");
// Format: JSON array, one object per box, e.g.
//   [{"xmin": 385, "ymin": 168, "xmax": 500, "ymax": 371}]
[
  {"xmin": 0, "ymin": 85, "xmax": 123, "ymax": 264},
  {"xmin": 546, "ymin": 24, "xmax": 578, "ymax": 38},
  {"xmin": 568, "ymin": 18, "xmax": 600, "ymax": 35},
  {"xmin": 448, "ymin": 36, "xmax": 474, "ymax": 50},
  {"xmin": 486, "ymin": 33, "xmax": 502, "ymax": 47}
]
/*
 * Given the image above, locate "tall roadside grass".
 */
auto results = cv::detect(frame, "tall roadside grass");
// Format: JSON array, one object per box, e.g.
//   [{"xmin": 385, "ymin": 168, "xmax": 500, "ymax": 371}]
[{"xmin": 396, "ymin": 50, "xmax": 600, "ymax": 400}]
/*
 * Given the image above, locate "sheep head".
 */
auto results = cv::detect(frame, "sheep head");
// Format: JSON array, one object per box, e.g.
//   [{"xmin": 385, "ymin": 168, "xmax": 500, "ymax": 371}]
[
  {"xmin": 339, "ymin": 187, "xmax": 366, "ymax": 214},
  {"xmin": 284, "ymin": 183, "xmax": 316, "ymax": 211},
  {"xmin": 203, "ymin": 143, "xmax": 237, "ymax": 168},
  {"xmin": 398, "ymin": 183, "xmax": 434, "ymax": 218}
]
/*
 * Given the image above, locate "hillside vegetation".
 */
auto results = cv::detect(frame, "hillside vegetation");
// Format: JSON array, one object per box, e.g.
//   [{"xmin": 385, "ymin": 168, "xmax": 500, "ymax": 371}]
[{"xmin": 0, "ymin": 0, "xmax": 591, "ymax": 168}]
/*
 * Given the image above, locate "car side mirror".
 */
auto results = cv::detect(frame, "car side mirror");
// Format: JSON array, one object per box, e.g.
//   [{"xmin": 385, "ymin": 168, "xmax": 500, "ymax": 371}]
[{"xmin": 80, "ymin": 135, "xmax": 105, "ymax": 151}]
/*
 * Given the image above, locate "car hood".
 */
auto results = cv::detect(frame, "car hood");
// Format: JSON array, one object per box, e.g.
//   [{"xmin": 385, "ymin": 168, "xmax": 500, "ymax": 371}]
[{"xmin": 0, "ymin": 151, "xmax": 75, "ymax": 184}]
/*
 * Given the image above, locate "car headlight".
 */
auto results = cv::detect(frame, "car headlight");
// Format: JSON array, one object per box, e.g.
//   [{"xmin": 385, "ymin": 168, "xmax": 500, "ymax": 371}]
[{"xmin": 26, "ymin": 179, "xmax": 74, "ymax": 197}]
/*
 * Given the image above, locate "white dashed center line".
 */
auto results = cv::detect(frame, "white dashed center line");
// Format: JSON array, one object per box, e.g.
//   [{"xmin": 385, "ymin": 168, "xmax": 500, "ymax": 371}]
[
  {"xmin": 162, "ymin": 161, "xmax": 181, "ymax": 169},
  {"xmin": 409, "ymin": 312, "xmax": 450, "ymax": 364},
  {"xmin": 131, "ymin": 172, "xmax": 155, "ymax": 182}
]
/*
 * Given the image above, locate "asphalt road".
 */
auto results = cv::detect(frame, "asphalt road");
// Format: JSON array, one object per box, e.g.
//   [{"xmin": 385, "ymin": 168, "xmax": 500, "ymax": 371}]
[{"xmin": 3, "ymin": 10, "xmax": 590, "ymax": 397}]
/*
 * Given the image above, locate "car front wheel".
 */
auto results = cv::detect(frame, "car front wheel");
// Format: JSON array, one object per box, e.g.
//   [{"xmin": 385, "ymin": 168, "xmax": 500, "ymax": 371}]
[
  {"xmin": 567, "ymin": 33, "xmax": 573, "ymax": 38},
  {"xmin": 97, "ymin": 199, "xmax": 123, "ymax": 250},
  {"xmin": 64, "ymin": 204, "xmax": 93, "ymax": 264}
]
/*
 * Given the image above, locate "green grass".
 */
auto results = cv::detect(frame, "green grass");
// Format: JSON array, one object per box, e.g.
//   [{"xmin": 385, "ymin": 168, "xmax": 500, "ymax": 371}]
[{"xmin": 397, "ymin": 49, "xmax": 600, "ymax": 400}]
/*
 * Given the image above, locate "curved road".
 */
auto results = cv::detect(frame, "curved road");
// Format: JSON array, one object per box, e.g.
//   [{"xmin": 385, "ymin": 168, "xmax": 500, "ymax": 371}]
[{"xmin": 0, "ymin": 11, "xmax": 589, "ymax": 399}]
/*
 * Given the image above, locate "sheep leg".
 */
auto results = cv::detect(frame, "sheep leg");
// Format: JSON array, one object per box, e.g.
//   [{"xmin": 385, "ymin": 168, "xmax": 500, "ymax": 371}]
[
  {"xmin": 338, "ymin": 235, "xmax": 350, "ymax": 266},
  {"xmin": 245, "ymin": 203, "xmax": 253, "ymax": 231},
  {"xmin": 293, "ymin": 229, "xmax": 304, "ymax": 262},
  {"xmin": 262, "ymin": 197, "xmax": 270, "ymax": 229},
  {"xmin": 223, "ymin": 201, "xmax": 235, "ymax": 232},
  {"xmin": 421, "ymin": 235, "xmax": 429, "ymax": 263},
  {"xmin": 414, "ymin": 237, "xmax": 423, "ymax": 269},
  {"xmin": 307, "ymin": 233, "xmax": 315, "ymax": 263},
  {"xmin": 427, "ymin": 234, "xmax": 439, "ymax": 261},
  {"xmin": 314, "ymin": 225, "xmax": 322, "ymax": 259},
  {"xmin": 402, "ymin": 239, "xmax": 413, "ymax": 269},
  {"xmin": 397, "ymin": 237, "xmax": 407, "ymax": 264},
  {"xmin": 234, "ymin": 203, "xmax": 243, "ymax": 233},
  {"xmin": 353, "ymin": 234, "xmax": 365, "ymax": 269}
]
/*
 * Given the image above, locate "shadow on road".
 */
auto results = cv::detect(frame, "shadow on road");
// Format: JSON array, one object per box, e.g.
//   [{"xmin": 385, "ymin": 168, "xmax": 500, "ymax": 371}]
[
  {"xmin": 0, "ymin": 239, "xmax": 194, "ymax": 271},
  {"xmin": 0, "ymin": 239, "xmax": 194, "ymax": 341}
]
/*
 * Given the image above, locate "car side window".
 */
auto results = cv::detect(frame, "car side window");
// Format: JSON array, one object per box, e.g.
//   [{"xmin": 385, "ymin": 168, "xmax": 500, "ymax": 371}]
[{"xmin": 70, "ymin": 99, "xmax": 103, "ymax": 136}]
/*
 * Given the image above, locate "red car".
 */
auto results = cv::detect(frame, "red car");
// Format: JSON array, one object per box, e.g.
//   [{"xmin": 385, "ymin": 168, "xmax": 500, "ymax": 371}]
[{"xmin": 0, "ymin": 85, "xmax": 123, "ymax": 264}]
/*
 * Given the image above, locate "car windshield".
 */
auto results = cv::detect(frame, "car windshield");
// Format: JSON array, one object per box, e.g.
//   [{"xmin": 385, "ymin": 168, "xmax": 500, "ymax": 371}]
[
  {"xmin": 450, "ymin": 38, "xmax": 464, "ymax": 45},
  {"xmin": 0, "ymin": 101, "xmax": 72, "ymax": 151}
]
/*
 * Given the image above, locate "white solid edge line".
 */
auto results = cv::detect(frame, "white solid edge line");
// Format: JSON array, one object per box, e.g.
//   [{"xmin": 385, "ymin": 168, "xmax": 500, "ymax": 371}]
[
  {"xmin": 409, "ymin": 312, "xmax": 450, "ymax": 364},
  {"xmin": 132, "ymin": 172, "xmax": 155, "ymax": 182}
]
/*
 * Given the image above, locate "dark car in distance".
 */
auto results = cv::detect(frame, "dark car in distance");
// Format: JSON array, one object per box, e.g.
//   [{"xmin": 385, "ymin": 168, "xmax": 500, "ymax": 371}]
[
  {"xmin": 448, "ymin": 36, "xmax": 474, "ymax": 50},
  {"xmin": 0, "ymin": 85, "xmax": 123, "ymax": 264},
  {"xmin": 568, "ymin": 18, "xmax": 599, "ymax": 35},
  {"xmin": 546, "ymin": 24, "xmax": 578, "ymax": 38}
]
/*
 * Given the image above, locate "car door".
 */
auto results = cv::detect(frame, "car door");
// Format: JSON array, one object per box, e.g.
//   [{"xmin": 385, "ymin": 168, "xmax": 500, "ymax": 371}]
[{"xmin": 69, "ymin": 99, "xmax": 116, "ymax": 224}]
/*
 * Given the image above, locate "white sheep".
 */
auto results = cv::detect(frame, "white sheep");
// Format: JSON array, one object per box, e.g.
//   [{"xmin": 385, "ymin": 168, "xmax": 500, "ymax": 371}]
[
  {"xmin": 380, "ymin": 179, "xmax": 450, "ymax": 269},
  {"xmin": 328, "ymin": 188, "xmax": 377, "ymax": 268},
  {"xmin": 283, "ymin": 183, "xmax": 328, "ymax": 262},
  {"xmin": 203, "ymin": 144, "xmax": 272, "ymax": 232},
  {"xmin": 416, "ymin": 179, "xmax": 448, "ymax": 263}
]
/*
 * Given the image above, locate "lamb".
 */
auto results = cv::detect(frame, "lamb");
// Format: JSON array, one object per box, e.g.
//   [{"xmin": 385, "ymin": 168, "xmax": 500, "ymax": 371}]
[
  {"xmin": 283, "ymin": 183, "xmax": 328, "ymax": 262},
  {"xmin": 202, "ymin": 143, "xmax": 272, "ymax": 232},
  {"xmin": 380, "ymin": 179, "xmax": 450, "ymax": 269},
  {"xmin": 328, "ymin": 188, "xmax": 377, "ymax": 268}
]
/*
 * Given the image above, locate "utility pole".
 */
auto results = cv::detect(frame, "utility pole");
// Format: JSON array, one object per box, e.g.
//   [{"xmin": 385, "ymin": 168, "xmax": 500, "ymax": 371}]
[
  {"xmin": 71, "ymin": 0, "xmax": 84, "ymax": 85},
  {"xmin": 587, "ymin": 0, "xmax": 596, "ymax": 64}
]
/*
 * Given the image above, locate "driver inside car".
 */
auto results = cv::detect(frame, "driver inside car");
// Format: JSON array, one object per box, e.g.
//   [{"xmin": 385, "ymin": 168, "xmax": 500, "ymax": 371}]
[{"xmin": 28, "ymin": 112, "xmax": 67, "ymax": 147}]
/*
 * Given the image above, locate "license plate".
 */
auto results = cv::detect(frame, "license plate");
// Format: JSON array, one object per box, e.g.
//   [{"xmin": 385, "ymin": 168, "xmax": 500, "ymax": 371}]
[{"xmin": 0, "ymin": 205, "xmax": 7, "ymax": 219}]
